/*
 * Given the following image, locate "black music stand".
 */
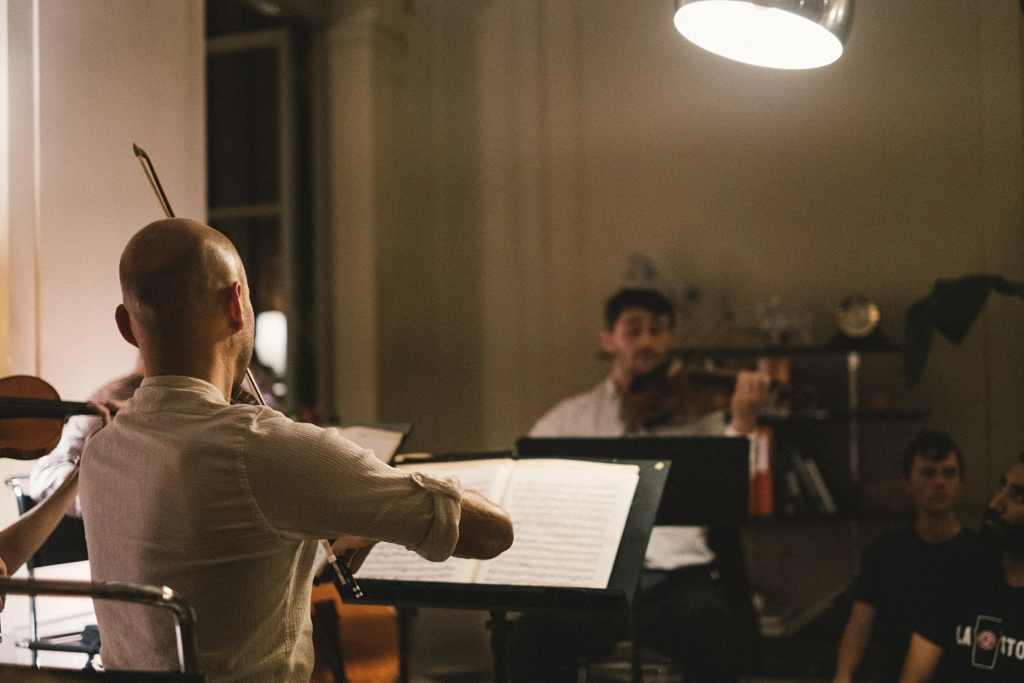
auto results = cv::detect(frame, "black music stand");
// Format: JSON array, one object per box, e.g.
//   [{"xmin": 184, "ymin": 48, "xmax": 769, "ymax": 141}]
[
  {"xmin": 515, "ymin": 436, "xmax": 749, "ymax": 526},
  {"xmin": 516, "ymin": 436, "xmax": 756, "ymax": 678},
  {"xmin": 348, "ymin": 453, "xmax": 670, "ymax": 683}
]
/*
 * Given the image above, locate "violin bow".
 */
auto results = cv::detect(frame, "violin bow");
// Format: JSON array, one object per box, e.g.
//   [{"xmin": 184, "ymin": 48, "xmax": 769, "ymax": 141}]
[
  {"xmin": 132, "ymin": 143, "xmax": 268, "ymax": 408},
  {"xmin": 133, "ymin": 144, "xmax": 174, "ymax": 219}
]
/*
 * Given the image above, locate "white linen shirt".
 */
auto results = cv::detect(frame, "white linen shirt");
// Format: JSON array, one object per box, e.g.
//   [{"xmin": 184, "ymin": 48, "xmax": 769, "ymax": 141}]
[
  {"xmin": 529, "ymin": 377, "xmax": 746, "ymax": 570},
  {"xmin": 81, "ymin": 376, "xmax": 463, "ymax": 682}
]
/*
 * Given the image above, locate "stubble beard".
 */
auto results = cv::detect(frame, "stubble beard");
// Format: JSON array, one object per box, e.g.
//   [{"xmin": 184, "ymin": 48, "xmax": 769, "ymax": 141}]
[{"xmin": 627, "ymin": 350, "xmax": 666, "ymax": 381}]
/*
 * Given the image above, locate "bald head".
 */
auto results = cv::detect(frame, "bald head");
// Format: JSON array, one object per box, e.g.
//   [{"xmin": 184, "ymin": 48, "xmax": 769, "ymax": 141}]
[
  {"xmin": 117, "ymin": 218, "xmax": 254, "ymax": 392},
  {"xmin": 120, "ymin": 218, "xmax": 242, "ymax": 312}
]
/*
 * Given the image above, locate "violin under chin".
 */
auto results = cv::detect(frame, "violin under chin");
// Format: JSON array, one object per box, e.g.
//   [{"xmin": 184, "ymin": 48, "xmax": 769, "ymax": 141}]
[{"xmin": 621, "ymin": 359, "xmax": 733, "ymax": 432}]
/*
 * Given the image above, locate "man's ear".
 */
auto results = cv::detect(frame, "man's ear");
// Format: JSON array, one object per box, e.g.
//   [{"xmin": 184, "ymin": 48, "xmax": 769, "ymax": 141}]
[
  {"xmin": 600, "ymin": 329, "xmax": 615, "ymax": 354},
  {"xmin": 226, "ymin": 282, "xmax": 245, "ymax": 332},
  {"xmin": 115, "ymin": 304, "xmax": 139, "ymax": 348}
]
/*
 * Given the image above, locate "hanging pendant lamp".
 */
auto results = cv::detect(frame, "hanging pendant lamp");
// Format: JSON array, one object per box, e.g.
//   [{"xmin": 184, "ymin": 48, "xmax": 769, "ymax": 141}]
[{"xmin": 674, "ymin": 0, "xmax": 854, "ymax": 70}]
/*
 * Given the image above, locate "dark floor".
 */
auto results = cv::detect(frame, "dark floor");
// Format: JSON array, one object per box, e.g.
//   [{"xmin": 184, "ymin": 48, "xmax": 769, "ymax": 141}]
[
  {"xmin": 754, "ymin": 593, "xmax": 853, "ymax": 680},
  {"xmin": 410, "ymin": 594, "xmax": 866, "ymax": 683}
]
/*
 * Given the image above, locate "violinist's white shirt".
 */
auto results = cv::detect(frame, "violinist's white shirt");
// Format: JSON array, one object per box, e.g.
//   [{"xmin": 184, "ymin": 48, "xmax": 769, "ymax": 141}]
[{"xmin": 82, "ymin": 375, "xmax": 462, "ymax": 683}]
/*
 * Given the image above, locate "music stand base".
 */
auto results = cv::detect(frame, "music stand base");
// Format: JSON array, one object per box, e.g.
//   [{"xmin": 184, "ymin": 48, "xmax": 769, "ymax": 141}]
[{"xmin": 487, "ymin": 609, "xmax": 515, "ymax": 683}]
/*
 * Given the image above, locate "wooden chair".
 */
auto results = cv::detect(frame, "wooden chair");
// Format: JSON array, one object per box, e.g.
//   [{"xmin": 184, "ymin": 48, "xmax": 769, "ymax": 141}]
[{"xmin": 309, "ymin": 579, "xmax": 401, "ymax": 683}]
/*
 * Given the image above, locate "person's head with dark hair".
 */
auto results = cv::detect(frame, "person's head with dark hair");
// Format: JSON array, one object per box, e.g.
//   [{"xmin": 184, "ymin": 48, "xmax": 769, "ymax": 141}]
[
  {"xmin": 603, "ymin": 288, "xmax": 676, "ymax": 332},
  {"xmin": 901, "ymin": 430, "xmax": 965, "ymax": 479},
  {"xmin": 901, "ymin": 430, "xmax": 965, "ymax": 520},
  {"xmin": 981, "ymin": 459, "xmax": 1024, "ymax": 556},
  {"xmin": 600, "ymin": 288, "xmax": 677, "ymax": 391}
]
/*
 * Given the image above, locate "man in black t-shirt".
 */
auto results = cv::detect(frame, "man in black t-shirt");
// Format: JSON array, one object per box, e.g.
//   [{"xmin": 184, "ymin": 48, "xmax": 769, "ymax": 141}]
[
  {"xmin": 900, "ymin": 456, "xmax": 1024, "ymax": 682},
  {"xmin": 834, "ymin": 431, "xmax": 982, "ymax": 683}
]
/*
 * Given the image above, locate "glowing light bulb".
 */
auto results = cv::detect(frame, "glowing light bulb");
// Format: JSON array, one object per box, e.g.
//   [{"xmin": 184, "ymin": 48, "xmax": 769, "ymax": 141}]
[{"xmin": 674, "ymin": 0, "xmax": 852, "ymax": 70}]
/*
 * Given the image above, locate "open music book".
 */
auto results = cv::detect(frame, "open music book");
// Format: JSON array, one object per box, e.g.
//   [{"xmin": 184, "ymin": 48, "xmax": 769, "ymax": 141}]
[
  {"xmin": 332, "ymin": 425, "xmax": 407, "ymax": 463},
  {"xmin": 357, "ymin": 458, "xmax": 640, "ymax": 590}
]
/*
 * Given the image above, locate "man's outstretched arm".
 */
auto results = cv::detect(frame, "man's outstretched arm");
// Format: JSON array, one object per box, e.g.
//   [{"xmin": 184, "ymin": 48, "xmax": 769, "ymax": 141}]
[
  {"xmin": 0, "ymin": 402, "xmax": 111, "ymax": 579},
  {"xmin": 833, "ymin": 601, "xmax": 876, "ymax": 683},
  {"xmin": 898, "ymin": 633, "xmax": 943, "ymax": 683},
  {"xmin": 329, "ymin": 488, "xmax": 513, "ymax": 567},
  {"xmin": 0, "ymin": 467, "xmax": 79, "ymax": 580}
]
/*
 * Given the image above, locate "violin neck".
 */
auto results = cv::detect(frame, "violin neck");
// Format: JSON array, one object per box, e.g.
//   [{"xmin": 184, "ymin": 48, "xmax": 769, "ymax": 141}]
[{"xmin": 0, "ymin": 397, "xmax": 94, "ymax": 419}]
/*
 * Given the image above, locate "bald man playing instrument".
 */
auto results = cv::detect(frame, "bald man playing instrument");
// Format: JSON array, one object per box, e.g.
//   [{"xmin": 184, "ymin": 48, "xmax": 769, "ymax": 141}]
[{"xmin": 81, "ymin": 219, "xmax": 513, "ymax": 682}]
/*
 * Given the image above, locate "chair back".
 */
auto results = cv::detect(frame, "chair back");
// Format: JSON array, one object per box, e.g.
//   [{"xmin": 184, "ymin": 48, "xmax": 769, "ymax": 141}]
[
  {"xmin": 0, "ymin": 664, "xmax": 205, "ymax": 681},
  {"xmin": 0, "ymin": 577, "xmax": 202, "ymax": 676}
]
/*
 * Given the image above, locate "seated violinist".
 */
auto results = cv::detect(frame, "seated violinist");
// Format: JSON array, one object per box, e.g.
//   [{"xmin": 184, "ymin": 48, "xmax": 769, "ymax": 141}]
[
  {"xmin": 511, "ymin": 287, "xmax": 770, "ymax": 683},
  {"xmin": 0, "ymin": 402, "xmax": 112, "ymax": 610},
  {"xmin": 80, "ymin": 218, "xmax": 513, "ymax": 682}
]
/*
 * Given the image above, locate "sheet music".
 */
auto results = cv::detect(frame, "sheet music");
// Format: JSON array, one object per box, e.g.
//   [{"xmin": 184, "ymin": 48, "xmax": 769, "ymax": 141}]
[
  {"xmin": 474, "ymin": 460, "xmax": 639, "ymax": 589},
  {"xmin": 355, "ymin": 459, "xmax": 515, "ymax": 583},
  {"xmin": 356, "ymin": 458, "xmax": 639, "ymax": 589},
  {"xmin": 354, "ymin": 542, "xmax": 479, "ymax": 583}
]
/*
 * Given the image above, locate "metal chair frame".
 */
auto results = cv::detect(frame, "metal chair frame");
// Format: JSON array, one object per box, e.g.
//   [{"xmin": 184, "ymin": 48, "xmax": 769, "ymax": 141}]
[
  {"xmin": 6, "ymin": 475, "xmax": 97, "ymax": 668},
  {"xmin": 0, "ymin": 576, "xmax": 201, "ymax": 676}
]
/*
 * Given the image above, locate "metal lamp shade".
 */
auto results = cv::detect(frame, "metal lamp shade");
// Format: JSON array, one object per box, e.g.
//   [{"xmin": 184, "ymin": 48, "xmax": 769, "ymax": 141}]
[{"xmin": 674, "ymin": 0, "xmax": 854, "ymax": 69}]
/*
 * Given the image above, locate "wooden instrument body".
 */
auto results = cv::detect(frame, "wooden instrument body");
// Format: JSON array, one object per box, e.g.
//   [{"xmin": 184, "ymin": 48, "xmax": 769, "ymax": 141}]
[
  {"xmin": 621, "ymin": 360, "xmax": 734, "ymax": 433},
  {"xmin": 0, "ymin": 375, "xmax": 93, "ymax": 460}
]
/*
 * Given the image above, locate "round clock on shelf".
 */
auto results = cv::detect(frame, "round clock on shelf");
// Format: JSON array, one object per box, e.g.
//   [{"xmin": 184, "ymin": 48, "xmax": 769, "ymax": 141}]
[{"xmin": 835, "ymin": 294, "xmax": 881, "ymax": 339}]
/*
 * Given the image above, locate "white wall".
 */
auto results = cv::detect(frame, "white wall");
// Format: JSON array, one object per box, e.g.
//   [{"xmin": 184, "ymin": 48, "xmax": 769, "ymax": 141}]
[
  {"xmin": 9, "ymin": 0, "xmax": 207, "ymax": 397},
  {"xmin": 0, "ymin": 0, "xmax": 205, "ymax": 663}
]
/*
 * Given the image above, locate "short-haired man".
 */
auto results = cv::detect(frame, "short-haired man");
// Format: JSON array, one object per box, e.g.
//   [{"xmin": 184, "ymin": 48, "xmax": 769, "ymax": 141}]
[
  {"xmin": 833, "ymin": 431, "xmax": 982, "ymax": 683},
  {"xmin": 513, "ymin": 287, "xmax": 770, "ymax": 683},
  {"xmin": 899, "ymin": 454, "xmax": 1024, "ymax": 682},
  {"xmin": 81, "ymin": 219, "xmax": 513, "ymax": 681},
  {"xmin": 530, "ymin": 288, "xmax": 763, "ymax": 437}
]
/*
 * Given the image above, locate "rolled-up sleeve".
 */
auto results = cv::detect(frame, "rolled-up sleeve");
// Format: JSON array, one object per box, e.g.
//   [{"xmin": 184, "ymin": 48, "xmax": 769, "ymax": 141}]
[
  {"xmin": 405, "ymin": 473, "xmax": 462, "ymax": 561},
  {"xmin": 242, "ymin": 412, "xmax": 464, "ymax": 562}
]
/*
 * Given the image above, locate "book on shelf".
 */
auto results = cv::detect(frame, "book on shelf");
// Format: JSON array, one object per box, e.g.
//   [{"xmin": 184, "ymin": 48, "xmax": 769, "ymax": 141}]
[
  {"xmin": 356, "ymin": 457, "xmax": 641, "ymax": 590},
  {"xmin": 771, "ymin": 441, "xmax": 807, "ymax": 515},
  {"xmin": 781, "ymin": 470, "xmax": 807, "ymax": 515},
  {"xmin": 748, "ymin": 427, "xmax": 774, "ymax": 516},
  {"xmin": 801, "ymin": 456, "xmax": 838, "ymax": 514},
  {"xmin": 771, "ymin": 441, "xmax": 837, "ymax": 515}
]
